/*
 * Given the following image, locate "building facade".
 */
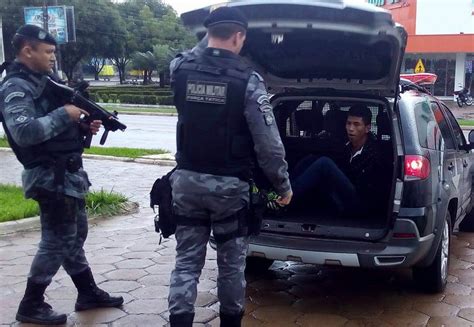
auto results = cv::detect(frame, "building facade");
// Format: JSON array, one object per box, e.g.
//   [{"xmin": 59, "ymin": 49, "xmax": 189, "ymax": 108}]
[{"xmin": 368, "ymin": 0, "xmax": 474, "ymax": 98}]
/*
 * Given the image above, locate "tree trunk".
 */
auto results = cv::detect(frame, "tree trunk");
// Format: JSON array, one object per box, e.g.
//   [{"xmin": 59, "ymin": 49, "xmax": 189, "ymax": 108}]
[
  {"xmin": 94, "ymin": 71, "xmax": 99, "ymax": 80},
  {"xmin": 159, "ymin": 71, "xmax": 165, "ymax": 88}
]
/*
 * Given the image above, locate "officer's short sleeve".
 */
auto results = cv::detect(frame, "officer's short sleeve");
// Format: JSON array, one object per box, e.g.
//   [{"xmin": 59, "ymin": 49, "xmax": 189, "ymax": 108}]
[
  {"xmin": 1, "ymin": 78, "xmax": 71, "ymax": 147},
  {"xmin": 244, "ymin": 72, "xmax": 292, "ymax": 196}
]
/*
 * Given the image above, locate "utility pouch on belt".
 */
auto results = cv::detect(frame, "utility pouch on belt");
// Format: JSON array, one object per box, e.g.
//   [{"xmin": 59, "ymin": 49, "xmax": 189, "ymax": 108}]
[
  {"xmin": 248, "ymin": 180, "xmax": 266, "ymax": 236},
  {"xmin": 150, "ymin": 167, "xmax": 176, "ymax": 243}
]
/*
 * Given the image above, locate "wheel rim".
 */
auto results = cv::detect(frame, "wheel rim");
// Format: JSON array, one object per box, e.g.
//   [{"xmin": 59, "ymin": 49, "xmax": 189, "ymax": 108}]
[{"xmin": 440, "ymin": 219, "xmax": 450, "ymax": 282}]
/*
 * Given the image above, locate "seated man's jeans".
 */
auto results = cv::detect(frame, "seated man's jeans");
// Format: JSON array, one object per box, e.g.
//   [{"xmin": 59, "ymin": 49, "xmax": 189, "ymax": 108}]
[{"xmin": 291, "ymin": 155, "xmax": 358, "ymax": 213}]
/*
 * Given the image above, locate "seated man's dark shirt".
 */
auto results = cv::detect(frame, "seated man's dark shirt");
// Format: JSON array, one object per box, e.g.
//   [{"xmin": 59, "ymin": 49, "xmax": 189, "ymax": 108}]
[{"xmin": 340, "ymin": 133, "xmax": 386, "ymax": 210}]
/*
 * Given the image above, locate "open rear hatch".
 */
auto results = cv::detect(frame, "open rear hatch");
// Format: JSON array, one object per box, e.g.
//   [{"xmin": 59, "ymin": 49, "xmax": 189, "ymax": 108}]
[{"xmin": 181, "ymin": 0, "xmax": 407, "ymax": 97}]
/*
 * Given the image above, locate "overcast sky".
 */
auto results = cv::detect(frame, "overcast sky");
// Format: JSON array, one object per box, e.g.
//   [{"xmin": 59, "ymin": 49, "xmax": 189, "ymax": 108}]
[{"xmin": 164, "ymin": 0, "xmax": 366, "ymax": 15}]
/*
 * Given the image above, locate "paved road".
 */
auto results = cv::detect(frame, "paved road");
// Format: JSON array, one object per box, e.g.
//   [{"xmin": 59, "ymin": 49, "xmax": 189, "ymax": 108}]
[
  {"xmin": 1, "ymin": 113, "xmax": 471, "ymax": 156},
  {"xmin": 1, "ymin": 151, "xmax": 474, "ymax": 326},
  {"xmin": 0, "ymin": 115, "xmax": 179, "ymax": 153}
]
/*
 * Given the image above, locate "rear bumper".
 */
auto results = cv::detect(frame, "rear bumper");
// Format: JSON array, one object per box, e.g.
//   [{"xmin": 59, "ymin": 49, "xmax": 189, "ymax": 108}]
[{"xmin": 248, "ymin": 219, "xmax": 436, "ymax": 268}]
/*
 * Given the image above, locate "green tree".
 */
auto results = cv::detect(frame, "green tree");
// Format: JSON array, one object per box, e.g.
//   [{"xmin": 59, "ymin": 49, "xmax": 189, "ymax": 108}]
[
  {"xmin": 114, "ymin": 0, "xmax": 194, "ymax": 84},
  {"xmin": 153, "ymin": 44, "xmax": 175, "ymax": 88},
  {"xmin": 130, "ymin": 51, "xmax": 157, "ymax": 85},
  {"xmin": 1, "ymin": 0, "xmax": 45, "ymax": 62},
  {"xmin": 59, "ymin": 0, "xmax": 125, "ymax": 82}
]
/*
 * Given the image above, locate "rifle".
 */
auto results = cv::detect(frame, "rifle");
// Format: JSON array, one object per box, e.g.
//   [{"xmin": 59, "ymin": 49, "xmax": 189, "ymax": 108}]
[{"xmin": 39, "ymin": 76, "xmax": 127, "ymax": 147}]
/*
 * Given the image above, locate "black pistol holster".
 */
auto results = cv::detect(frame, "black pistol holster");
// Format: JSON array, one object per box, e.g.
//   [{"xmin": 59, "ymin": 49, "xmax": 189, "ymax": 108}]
[{"xmin": 150, "ymin": 168, "xmax": 177, "ymax": 242}]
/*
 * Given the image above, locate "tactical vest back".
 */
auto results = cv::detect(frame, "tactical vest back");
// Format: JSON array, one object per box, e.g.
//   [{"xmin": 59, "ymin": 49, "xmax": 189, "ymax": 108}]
[{"xmin": 173, "ymin": 49, "xmax": 254, "ymax": 180}]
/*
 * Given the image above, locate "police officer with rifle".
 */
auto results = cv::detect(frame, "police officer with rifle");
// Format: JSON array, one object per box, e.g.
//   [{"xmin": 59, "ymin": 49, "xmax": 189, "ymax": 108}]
[{"xmin": 0, "ymin": 25, "xmax": 125, "ymax": 325}]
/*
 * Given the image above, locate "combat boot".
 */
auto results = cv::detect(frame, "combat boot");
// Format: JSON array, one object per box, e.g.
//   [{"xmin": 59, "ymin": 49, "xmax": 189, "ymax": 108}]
[
  {"xmin": 70, "ymin": 268, "xmax": 123, "ymax": 311},
  {"xmin": 16, "ymin": 278, "xmax": 67, "ymax": 325},
  {"xmin": 220, "ymin": 310, "xmax": 244, "ymax": 327},
  {"xmin": 169, "ymin": 312, "xmax": 195, "ymax": 327}
]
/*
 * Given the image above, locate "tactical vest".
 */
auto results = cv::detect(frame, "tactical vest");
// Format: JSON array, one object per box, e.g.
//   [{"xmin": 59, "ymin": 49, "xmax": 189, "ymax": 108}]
[
  {"xmin": 0, "ymin": 64, "xmax": 84, "ymax": 169},
  {"xmin": 173, "ymin": 48, "xmax": 254, "ymax": 180}
]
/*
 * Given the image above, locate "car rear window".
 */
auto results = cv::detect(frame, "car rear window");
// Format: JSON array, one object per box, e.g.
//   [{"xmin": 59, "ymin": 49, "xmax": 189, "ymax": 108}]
[
  {"xmin": 278, "ymin": 100, "xmax": 383, "ymax": 139},
  {"xmin": 414, "ymin": 101, "xmax": 438, "ymax": 149},
  {"xmin": 414, "ymin": 100, "xmax": 455, "ymax": 150}
]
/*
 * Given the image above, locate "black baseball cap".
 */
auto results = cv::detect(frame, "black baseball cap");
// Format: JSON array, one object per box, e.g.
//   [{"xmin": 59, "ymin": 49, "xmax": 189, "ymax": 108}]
[
  {"xmin": 14, "ymin": 24, "xmax": 57, "ymax": 46},
  {"xmin": 203, "ymin": 6, "xmax": 248, "ymax": 29}
]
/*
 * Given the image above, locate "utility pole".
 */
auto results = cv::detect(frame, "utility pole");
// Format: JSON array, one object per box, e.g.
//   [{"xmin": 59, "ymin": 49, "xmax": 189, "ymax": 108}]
[
  {"xmin": 0, "ymin": 17, "xmax": 5, "ymax": 78},
  {"xmin": 53, "ymin": 0, "xmax": 64, "ymax": 79}
]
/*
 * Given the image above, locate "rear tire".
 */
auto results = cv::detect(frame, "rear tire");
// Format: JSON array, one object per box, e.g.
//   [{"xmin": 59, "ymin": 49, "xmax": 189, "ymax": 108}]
[
  {"xmin": 246, "ymin": 256, "xmax": 274, "ymax": 273},
  {"xmin": 413, "ymin": 212, "xmax": 451, "ymax": 293},
  {"xmin": 456, "ymin": 97, "xmax": 463, "ymax": 107},
  {"xmin": 466, "ymin": 97, "xmax": 473, "ymax": 106}
]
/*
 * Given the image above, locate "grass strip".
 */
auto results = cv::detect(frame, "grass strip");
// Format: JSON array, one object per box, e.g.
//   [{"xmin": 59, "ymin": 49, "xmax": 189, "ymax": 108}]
[
  {"xmin": 0, "ymin": 136, "xmax": 168, "ymax": 158},
  {"xmin": 0, "ymin": 184, "xmax": 129, "ymax": 222},
  {"xmin": 457, "ymin": 119, "xmax": 474, "ymax": 127},
  {"xmin": 84, "ymin": 147, "xmax": 168, "ymax": 158}
]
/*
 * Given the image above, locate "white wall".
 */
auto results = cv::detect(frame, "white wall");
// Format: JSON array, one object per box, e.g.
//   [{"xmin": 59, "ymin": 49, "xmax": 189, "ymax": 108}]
[{"xmin": 416, "ymin": 0, "xmax": 474, "ymax": 35}]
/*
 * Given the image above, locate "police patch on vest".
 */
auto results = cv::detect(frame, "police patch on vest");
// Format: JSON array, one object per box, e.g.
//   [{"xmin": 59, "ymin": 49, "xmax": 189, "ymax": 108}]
[
  {"xmin": 4, "ymin": 91, "xmax": 25, "ymax": 103},
  {"xmin": 186, "ymin": 80, "xmax": 227, "ymax": 104}
]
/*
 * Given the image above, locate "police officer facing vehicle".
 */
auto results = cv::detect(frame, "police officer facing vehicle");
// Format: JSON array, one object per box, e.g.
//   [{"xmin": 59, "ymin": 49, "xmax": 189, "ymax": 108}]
[
  {"xmin": 0, "ymin": 25, "xmax": 123, "ymax": 325},
  {"xmin": 168, "ymin": 7, "xmax": 293, "ymax": 327}
]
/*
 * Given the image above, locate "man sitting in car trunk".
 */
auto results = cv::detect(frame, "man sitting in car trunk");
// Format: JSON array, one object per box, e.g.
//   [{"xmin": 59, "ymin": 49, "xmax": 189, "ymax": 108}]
[{"xmin": 269, "ymin": 104, "xmax": 385, "ymax": 217}]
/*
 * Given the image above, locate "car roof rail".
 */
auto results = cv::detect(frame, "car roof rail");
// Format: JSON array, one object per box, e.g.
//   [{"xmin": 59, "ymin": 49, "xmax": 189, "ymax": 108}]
[
  {"xmin": 399, "ymin": 78, "xmax": 432, "ymax": 95},
  {"xmin": 399, "ymin": 73, "xmax": 437, "ymax": 95}
]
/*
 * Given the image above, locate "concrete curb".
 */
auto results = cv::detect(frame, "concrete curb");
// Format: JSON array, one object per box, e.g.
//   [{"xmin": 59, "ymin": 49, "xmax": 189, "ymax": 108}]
[
  {"xmin": 0, "ymin": 147, "xmax": 177, "ymax": 166},
  {"xmin": 0, "ymin": 201, "xmax": 140, "ymax": 236},
  {"xmin": 116, "ymin": 111, "xmax": 177, "ymax": 116}
]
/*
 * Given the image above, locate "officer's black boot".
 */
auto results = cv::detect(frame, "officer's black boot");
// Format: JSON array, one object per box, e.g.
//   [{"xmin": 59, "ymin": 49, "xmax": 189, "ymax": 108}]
[
  {"xmin": 220, "ymin": 310, "xmax": 244, "ymax": 327},
  {"xmin": 16, "ymin": 278, "xmax": 67, "ymax": 325},
  {"xmin": 70, "ymin": 268, "xmax": 124, "ymax": 311},
  {"xmin": 169, "ymin": 312, "xmax": 195, "ymax": 327}
]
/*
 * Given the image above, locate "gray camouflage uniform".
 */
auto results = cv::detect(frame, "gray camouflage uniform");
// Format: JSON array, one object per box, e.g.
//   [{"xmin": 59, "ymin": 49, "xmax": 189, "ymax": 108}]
[
  {"xmin": 0, "ymin": 62, "xmax": 90, "ymax": 285},
  {"xmin": 168, "ymin": 40, "xmax": 291, "ymax": 316}
]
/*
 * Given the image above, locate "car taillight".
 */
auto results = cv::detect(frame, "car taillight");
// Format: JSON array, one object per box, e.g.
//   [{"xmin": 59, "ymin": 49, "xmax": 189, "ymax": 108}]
[{"xmin": 404, "ymin": 155, "xmax": 430, "ymax": 180}]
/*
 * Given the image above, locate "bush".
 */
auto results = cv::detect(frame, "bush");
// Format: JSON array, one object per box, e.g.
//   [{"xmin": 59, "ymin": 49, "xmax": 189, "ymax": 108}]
[
  {"xmin": 100, "ymin": 93, "xmax": 109, "ymax": 103},
  {"xmin": 88, "ymin": 93, "xmax": 98, "ymax": 102},
  {"xmin": 109, "ymin": 94, "xmax": 118, "ymax": 103},
  {"xmin": 143, "ymin": 95, "xmax": 157, "ymax": 105},
  {"xmin": 157, "ymin": 96, "xmax": 175, "ymax": 106},
  {"xmin": 118, "ymin": 94, "xmax": 145, "ymax": 104}
]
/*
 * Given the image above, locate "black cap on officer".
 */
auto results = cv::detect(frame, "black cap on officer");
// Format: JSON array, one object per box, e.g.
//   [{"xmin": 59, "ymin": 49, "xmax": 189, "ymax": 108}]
[
  {"xmin": 14, "ymin": 24, "xmax": 57, "ymax": 46},
  {"xmin": 203, "ymin": 6, "xmax": 248, "ymax": 30}
]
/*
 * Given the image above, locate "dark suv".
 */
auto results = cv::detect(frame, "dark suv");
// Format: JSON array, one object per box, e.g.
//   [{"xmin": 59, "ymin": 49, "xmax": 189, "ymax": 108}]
[{"xmin": 182, "ymin": 0, "xmax": 474, "ymax": 292}]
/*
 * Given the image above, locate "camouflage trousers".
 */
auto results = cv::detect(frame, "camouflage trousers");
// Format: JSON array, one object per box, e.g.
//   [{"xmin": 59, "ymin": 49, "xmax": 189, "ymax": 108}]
[
  {"xmin": 168, "ymin": 170, "xmax": 250, "ymax": 315},
  {"xmin": 28, "ymin": 195, "xmax": 90, "ymax": 285}
]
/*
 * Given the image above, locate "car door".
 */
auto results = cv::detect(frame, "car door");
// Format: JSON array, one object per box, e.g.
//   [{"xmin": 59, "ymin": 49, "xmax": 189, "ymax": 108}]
[
  {"xmin": 430, "ymin": 102, "xmax": 461, "ymax": 218},
  {"xmin": 441, "ymin": 104, "xmax": 472, "ymax": 219}
]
